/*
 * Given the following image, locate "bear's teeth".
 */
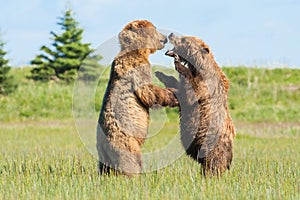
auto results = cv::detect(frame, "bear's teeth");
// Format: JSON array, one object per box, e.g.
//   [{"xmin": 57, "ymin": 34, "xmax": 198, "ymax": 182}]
[
  {"xmin": 181, "ymin": 61, "xmax": 189, "ymax": 68},
  {"xmin": 180, "ymin": 60, "xmax": 192, "ymax": 69}
]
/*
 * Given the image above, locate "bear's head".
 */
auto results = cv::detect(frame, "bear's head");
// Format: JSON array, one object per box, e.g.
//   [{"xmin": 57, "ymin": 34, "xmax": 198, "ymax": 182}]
[
  {"xmin": 119, "ymin": 20, "xmax": 167, "ymax": 53},
  {"xmin": 165, "ymin": 33, "xmax": 229, "ymax": 91},
  {"xmin": 165, "ymin": 33, "xmax": 213, "ymax": 71}
]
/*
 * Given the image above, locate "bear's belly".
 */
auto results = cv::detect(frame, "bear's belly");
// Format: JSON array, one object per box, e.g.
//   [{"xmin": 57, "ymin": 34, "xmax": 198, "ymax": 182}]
[{"xmin": 104, "ymin": 81, "xmax": 149, "ymax": 140}]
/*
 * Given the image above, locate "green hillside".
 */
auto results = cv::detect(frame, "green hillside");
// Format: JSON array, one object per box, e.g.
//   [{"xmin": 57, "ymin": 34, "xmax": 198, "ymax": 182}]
[{"xmin": 1, "ymin": 66, "xmax": 299, "ymax": 123}]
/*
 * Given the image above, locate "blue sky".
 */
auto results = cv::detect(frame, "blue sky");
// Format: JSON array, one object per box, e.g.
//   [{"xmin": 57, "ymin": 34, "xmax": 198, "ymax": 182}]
[{"xmin": 1, "ymin": 0, "xmax": 300, "ymax": 67}]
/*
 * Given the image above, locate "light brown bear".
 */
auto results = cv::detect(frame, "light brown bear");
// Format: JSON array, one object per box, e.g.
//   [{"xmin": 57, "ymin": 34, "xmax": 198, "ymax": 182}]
[
  {"xmin": 156, "ymin": 33, "xmax": 236, "ymax": 176},
  {"xmin": 97, "ymin": 20, "xmax": 178, "ymax": 176}
]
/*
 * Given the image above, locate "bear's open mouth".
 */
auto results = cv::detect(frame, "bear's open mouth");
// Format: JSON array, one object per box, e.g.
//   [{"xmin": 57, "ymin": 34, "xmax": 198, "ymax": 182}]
[{"xmin": 165, "ymin": 49, "xmax": 192, "ymax": 69}]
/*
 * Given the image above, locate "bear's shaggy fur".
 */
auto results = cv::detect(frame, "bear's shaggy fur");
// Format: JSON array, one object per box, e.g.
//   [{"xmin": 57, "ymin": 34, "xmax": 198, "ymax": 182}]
[
  {"xmin": 156, "ymin": 33, "xmax": 235, "ymax": 176},
  {"xmin": 97, "ymin": 20, "xmax": 178, "ymax": 176}
]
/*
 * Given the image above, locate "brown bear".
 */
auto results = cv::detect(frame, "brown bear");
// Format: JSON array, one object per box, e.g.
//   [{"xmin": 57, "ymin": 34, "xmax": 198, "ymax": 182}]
[
  {"xmin": 97, "ymin": 20, "xmax": 178, "ymax": 176},
  {"xmin": 156, "ymin": 33, "xmax": 236, "ymax": 176}
]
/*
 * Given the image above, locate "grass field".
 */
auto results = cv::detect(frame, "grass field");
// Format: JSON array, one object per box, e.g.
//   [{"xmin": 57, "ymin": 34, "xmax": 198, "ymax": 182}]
[{"xmin": 0, "ymin": 66, "xmax": 299, "ymax": 199}]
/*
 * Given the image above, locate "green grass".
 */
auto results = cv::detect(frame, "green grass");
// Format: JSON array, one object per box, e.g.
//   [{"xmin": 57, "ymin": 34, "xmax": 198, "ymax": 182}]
[
  {"xmin": 0, "ymin": 121, "xmax": 299, "ymax": 199},
  {"xmin": 223, "ymin": 66, "xmax": 300, "ymax": 122},
  {"xmin": 0, "ymin": 66, "xmax": 300, "ymax": 199},
  {"xmin": 0, "ymin": 67, "xmax": 73, "ymax": 121}
]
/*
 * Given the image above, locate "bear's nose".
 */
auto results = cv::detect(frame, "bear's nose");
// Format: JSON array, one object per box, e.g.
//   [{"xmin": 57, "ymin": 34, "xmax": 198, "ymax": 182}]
[
  {"xmin": 168, "ymin": 33, "xmax": 175, "ymax": 40},
  {"xmin": 163, "ymin": 37, "xmax": 168, "ymax": 44}
]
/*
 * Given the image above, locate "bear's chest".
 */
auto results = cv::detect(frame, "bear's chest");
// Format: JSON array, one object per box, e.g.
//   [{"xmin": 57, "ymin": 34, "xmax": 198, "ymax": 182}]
[{"xmin": 106, "ymin": 64, "xmax": 152, "ymax": 137}]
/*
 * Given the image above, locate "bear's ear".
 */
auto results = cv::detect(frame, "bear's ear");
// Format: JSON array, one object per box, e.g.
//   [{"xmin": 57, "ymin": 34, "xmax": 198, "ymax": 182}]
[
  {"xmin": 125, "ymin": 24, "xmax": 134, "ymax": 31},
  {"xmin": 137, "ymin": 20, "xmax": 152, "ymax": 29},
  {"xmin": 128, "ymin": 26, "xmax": 133, "ymax": 31},
  {"xmin": 130, "ymin": 21, "xmax": 146, "ymax": 30},
  {"xmin": 202, "ymin": 47, "xmax": 210, "ymax": 54},
  {"xmin": 137, "ymin": 23, "xmax": 145, "ymax": 29}
]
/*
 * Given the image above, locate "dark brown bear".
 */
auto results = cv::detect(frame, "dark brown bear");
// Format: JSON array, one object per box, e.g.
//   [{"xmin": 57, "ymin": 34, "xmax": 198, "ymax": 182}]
[
  {"xmin": 156, "ymin": 33, "xmax": 236, "ymax": 176},
  {"xmin": 97, "ymin": 20, "xmax": 178, "ymax": 176}
]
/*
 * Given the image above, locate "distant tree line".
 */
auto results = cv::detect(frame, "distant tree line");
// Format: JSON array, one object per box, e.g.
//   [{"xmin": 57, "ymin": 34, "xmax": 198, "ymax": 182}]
[
  {"xmin": 0, "ymin": 9, "xmax": 102, "ymax": 95},
  {"xmin": 0, "ymin": 37, "xmax": 17, "ymax": 95}
]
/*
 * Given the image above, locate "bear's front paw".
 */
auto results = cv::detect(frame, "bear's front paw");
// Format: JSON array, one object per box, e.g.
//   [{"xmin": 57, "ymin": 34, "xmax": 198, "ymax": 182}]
[
  {"xmin": 155, "ymin": 71, "xmax": 166, "ymax": 80},
  {"xmin": 167, "ymin": 88, "xmax": 179, "ymax": 107}
]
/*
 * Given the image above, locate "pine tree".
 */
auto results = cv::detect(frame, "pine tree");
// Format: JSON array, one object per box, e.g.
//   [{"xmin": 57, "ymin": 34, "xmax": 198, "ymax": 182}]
[
  {"xmin": 30, "ymin": 9, "xmax": 95, "ymax": 82},
  {"xmin": 0, "ymin": 37, "xmax": 17, "ymax": 95}
]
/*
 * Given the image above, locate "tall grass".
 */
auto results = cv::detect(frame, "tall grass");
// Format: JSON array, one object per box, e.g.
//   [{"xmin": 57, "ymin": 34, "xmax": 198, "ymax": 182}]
[{"xmin": 0, "ymin": 121, "xmax": 299, "ymax": 199}]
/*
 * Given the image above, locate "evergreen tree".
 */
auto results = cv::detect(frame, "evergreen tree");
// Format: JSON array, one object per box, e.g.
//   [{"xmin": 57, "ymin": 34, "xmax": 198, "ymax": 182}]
[
  {"xmin": 0, "ymin": 37, "xmax": 17, "ymax": 95},
  {"xmin": 30, "ymin": 9, "xmax": 95, "ymax": 82}
]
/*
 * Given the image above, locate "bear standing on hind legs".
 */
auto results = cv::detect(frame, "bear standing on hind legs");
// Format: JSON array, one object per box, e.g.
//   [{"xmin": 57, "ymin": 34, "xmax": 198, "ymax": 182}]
[
  {"xmin": 156, "ymin": 33, "xmax": 235, "ymax": 176},
  {"xmin": 97, "ymin": 20, "xmax": 178, "ymax": 176}
]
